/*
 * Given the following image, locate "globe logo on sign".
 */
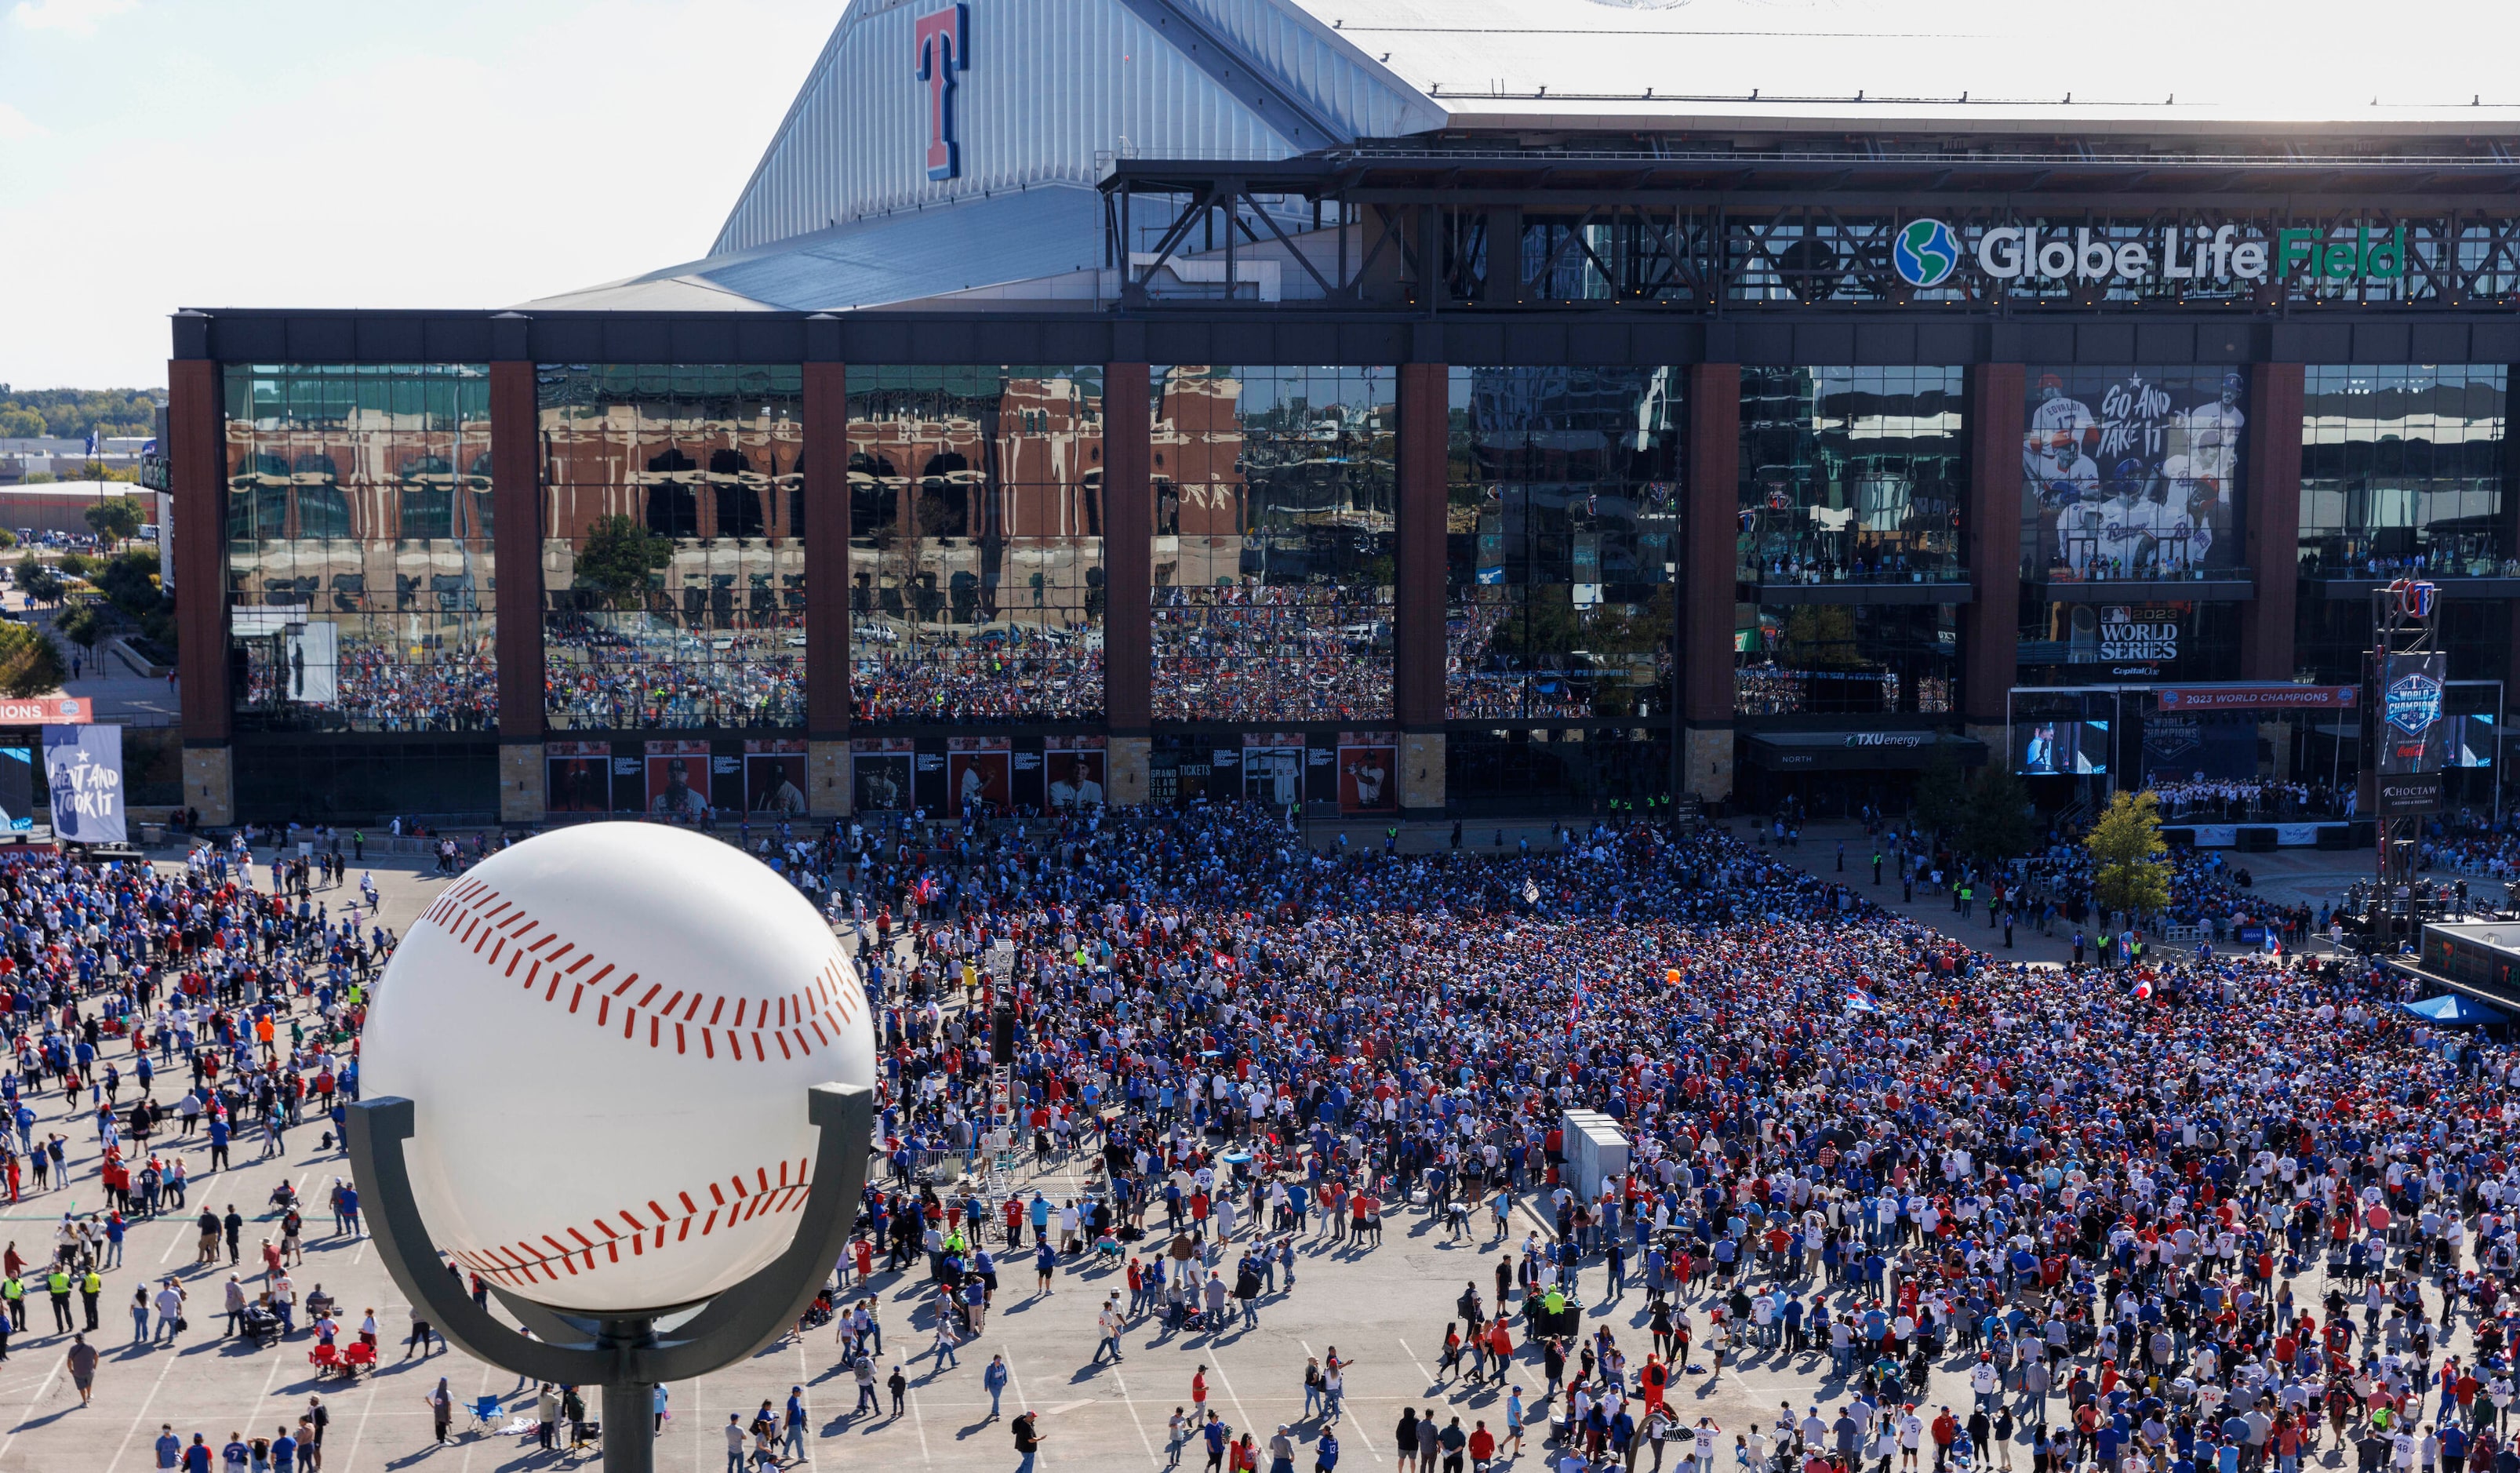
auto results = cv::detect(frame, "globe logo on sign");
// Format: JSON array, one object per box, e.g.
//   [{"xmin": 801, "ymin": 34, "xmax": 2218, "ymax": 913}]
[{"xmin": 1892, "ymin": 218, "xmax": 1960, "ymax": 288}]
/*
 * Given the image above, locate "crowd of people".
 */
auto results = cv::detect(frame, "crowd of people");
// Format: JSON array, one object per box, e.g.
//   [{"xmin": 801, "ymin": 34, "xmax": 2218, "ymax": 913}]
[
  {"xmin": 768, "ymin": 792, "xmax": 2517, "ymax": 1473},
  {"xmin": 542, "ymin": 616, "xmax": 806, "ymax": 729},
  {"xmin": 1151, "ymin": 587, "xmax": 1392, "ymax": 722},
  {"xmin": 851, "ymin": 633, "xmax": 1104, "ymax": 724},
  {"xmin": 2147, "ymin": 780, "xmax": 2336, "ymax": 824},
  {"xmin": 9, "ymin": 780, "xmax": 2520, "ymax": 1473},
  {"xmin": 241, "ymin": 639, "xmax": 498, "ymax": 733}
]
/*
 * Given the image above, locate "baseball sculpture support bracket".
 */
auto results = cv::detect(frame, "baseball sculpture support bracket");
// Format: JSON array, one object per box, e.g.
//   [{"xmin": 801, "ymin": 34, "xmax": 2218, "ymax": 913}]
[{"xmin": 347, "ymin": 1082, "xmax": 876, "ymax": 1472}]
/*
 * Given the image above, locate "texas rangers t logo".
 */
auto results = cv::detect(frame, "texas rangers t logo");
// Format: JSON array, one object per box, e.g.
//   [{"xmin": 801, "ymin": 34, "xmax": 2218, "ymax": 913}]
[{"xmin": 915, "ymin": 3, "xmax": 969, "ymax": 182}]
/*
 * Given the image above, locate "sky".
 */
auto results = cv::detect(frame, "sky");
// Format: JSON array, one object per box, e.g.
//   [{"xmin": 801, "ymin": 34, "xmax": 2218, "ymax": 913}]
[
  {"xmin": 0, "ymin": 0, "xmax": 837, "ymax": 390},
  {"xmin": 6, "ymin": 0, "xmax": 2519, "ymax": 390}
]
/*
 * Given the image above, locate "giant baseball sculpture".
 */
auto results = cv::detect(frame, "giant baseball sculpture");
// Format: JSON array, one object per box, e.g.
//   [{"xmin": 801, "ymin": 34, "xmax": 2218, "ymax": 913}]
[{"xmin": 350, "ymin": 823, "xmax": 877, "ymax": 1472}]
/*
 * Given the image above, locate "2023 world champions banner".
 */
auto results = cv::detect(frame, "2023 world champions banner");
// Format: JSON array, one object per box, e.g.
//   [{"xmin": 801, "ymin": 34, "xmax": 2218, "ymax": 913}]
[
  {"xmin": 42, "ymin": 725, "xmax": 123, "ymax": 845},
  {"xmin": 2377, "ymin": 651, "xmax": 2449, "ymax": 816}
]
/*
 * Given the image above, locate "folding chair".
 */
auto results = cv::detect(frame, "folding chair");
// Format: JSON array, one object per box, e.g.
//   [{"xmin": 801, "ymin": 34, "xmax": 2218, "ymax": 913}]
[
  {"xmin": 307, "ymin": 1342, "xmax": 340, "ymax": 1378},
  {"xmin": 469, "ymin": 1395, "xmax": 503, "ymax": 1432}
]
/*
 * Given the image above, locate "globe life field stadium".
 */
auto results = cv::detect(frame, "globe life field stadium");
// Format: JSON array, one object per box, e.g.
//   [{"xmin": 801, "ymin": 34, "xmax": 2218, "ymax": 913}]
[{"xmin": 154, "ymin": 0, "xmax": 2520, "ymax": 829}]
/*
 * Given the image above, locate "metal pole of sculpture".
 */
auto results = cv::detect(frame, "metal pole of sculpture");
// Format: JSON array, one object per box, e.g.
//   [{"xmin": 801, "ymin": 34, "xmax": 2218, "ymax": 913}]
[{"xmin": 348, "ymin": 1083, "xmax": 875, "ymax": 1473}]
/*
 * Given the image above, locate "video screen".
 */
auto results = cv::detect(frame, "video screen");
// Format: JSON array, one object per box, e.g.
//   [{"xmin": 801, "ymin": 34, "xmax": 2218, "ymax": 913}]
[
  {"xmin": 2450, "ymin": 714, "xmax": 2496, "ymax": 768},
  {"xmin": 2014, "ymin": 719, "xmax": 2110, "ymax": 776}
]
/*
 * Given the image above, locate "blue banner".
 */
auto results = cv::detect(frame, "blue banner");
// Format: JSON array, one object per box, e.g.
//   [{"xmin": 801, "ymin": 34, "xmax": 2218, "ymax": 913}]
[{"xmin": 43, "ymin": 725, "xmax": 123, "ymax": 845}]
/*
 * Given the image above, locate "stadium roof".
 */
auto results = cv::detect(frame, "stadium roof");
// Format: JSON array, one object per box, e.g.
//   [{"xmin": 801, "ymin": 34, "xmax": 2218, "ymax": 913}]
[
  {"xmin": 1285, "ymin": 0, "xmax": 2520, "ymax": 134},
  {"xmin": 522, "ymin": 0, "xmax": 2520, "ymax": 315}
]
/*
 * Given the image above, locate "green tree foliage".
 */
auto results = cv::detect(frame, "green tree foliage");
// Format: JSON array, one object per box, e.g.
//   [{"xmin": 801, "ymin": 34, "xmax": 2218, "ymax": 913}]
[
  {"xmin": 2085, "ymin": 790, "xmax": 2171, "ymax": 918},
  {"xmin": 53, "ymin": 602, "xmax": 100, "ymax": 651},
  {"xmin": 82, "ymin": 497, "xmax": 144, "ymax": 545},
  {"xmin": 573, "ymin": 514, "xmax": 671, "ymax": 609},
  {"xmin": 1912, "ymin": 744, "xmax": 1968, "ymax": 838},
  {"xmin": 1959, "ymin": 766, "xmax": 2039, "ymax": 864},
  {"xmin": 15, "ymin": 556, "xmax": 62, "ymax": 606},
  {"xmin": 0, "ymin": 387, "xmax": 160, "ymax": 442},
  {"xmin": 0, "ymin": 623, "xmax": 64, "ymax": 697},
  {"xmin": 96, "ymin": 550, "xmax": 163, "ymax": 620}
]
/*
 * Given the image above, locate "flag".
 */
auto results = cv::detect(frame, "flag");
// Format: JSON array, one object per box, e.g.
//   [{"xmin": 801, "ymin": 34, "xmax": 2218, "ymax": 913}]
[
  {"xmin": 1845, "ymin": 989, "xmax": 1879, "ymax": 1013},
  {"xmin": 2132, "ymin": 979, "xmax": 2154, "ymax": 1001}
]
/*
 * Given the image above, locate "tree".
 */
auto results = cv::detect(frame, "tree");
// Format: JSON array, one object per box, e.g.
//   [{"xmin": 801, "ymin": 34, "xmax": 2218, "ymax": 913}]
[
  {"xmin": 0, "ymin": 623, "xmax": 64, "ymax": 698},
  {"xmin": 15, "ymin": 557, "xmax": 61, "ymax": 607},
  {"xmin": 571, "ymin": 515, "xmax": 671, "ymax": 609},
  {"xmin": 2085, "ymin": 790, "xmax": 2171, "ymax": 920},
  {"xmin": 1959, "ymin": 766, "xmax": 2039, "ymax": 864},
  {"xmin": 82, "ymin": 498, "xmax": 144, "ymax": 547},
  {"xmin": 1912, "ymin": 743, "xmax": 1968, "ymax": 837},
  {"xmin": 53, "ymin": 602, "xmax": 100, "ymax": 652},
  {"xmin": 96, "ymin": 550, "xmax": 162, "ymax": 621}
]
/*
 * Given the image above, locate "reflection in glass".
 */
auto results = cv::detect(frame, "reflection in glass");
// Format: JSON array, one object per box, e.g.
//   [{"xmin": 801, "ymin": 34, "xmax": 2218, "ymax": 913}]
[
  {"xmin": 1445, "ymin": 367, "xmax": 1680, "ymax": 721},
  {"xmin": 1151, "ymin": 367, "xmax": 1394, "ymax": 722},
  {"xmin": 845, "ymin": 366, "xmax": 1105, "ymax": 723},
  {"xmin": 1734, "ymin": 602, "xmax": 1955, "ymax": 715},
  {"xmin": 1739, "ymin": 368, "xmax": 1965, "ymax": 584},
  {"xmin": 2020, "ymin": 367, "xmax": 2248, "ymax": 582},
  {"xmin": 223, "ymin": 365, "xmax": 496, "ymax": 733},
  {"xmin": 2300, "ymin": 366, "xmax": 2509, "ymax": 577},
  {"xmin": 540, "ymin": 366, "xmax": 804, "ymax": 730}
]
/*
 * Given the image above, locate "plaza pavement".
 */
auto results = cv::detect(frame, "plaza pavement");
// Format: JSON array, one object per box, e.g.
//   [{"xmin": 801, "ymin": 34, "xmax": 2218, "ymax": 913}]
[{"xmin": 0, "ymin": 825, "xmax": 2403, "ymax": 1472}]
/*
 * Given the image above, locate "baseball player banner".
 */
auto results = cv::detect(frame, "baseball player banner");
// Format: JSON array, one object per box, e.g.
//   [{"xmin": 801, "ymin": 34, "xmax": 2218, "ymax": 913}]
[
  {"xmin": 544, "ymin": 740, "xmax": 613, "ymax": 814},
  {"xmin": 42, "ymin": 725, "xmax": 122, "ymax": 845},
  {"xmin": 2023, "ymin": 367, "xmax": 2247, "ymax": 580},
  {"xmin": 743, "ymin": 739, "xmax": 809, "ymax": 816},
  {"xmin": 1336, "ymin": 731, "xmax": 1399, "ymax": 814},
  {"xmin": 642, "ymin": 739, "xmax": 713, "ymax": 822}
]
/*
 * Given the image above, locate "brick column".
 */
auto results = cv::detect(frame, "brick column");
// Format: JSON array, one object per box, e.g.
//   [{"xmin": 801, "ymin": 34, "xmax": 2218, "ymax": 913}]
[
  {"xmin": 803, "ymin": 362, "xmax": 852, "ymax": 815},
  {"xmin": 1395, "ymin": 363, "xmax": 1447, "ymax": 729},
  {"xmin": 1103, "ymin": 364, "xmax": 1152, "ymax": 804},
  {"xmin": 1963, "ymin": 363, "xmax": 2026, "ymax": 735},
  {"xmin": 1682, "ymin": 363, "xmax": 1739, "ymax": 804},
  {"xmin": 1395, "ymin": 362, "xmax": 1449, "ymax": 813},
  {"xmin": 804, "ymin": 363, "xmax": 851, "ymax": 737},
  {"xmin": 168, "ymin": 355, "xmax": 234, "ymax": 823},
  {"xmin": 1102, "ymin": 364, "xmax": 1151, "ymax": 733},
  {"xmin": 488, "ymin": 361, "xmax": 545, "ymax": 823},
  {"xmin": 489, "ymin": 362, "xmax": 544, "ymax": 742},
  {"xmin": 2242, "ymin": 364, "xmax": 2305, "ymax": 682}
]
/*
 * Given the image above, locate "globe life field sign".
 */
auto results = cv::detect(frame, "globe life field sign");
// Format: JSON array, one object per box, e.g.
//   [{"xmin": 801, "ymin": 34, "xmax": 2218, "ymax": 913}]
[{"xmin": 1893, "ymin": 217, "xmax": 2408, "ymax": 289}]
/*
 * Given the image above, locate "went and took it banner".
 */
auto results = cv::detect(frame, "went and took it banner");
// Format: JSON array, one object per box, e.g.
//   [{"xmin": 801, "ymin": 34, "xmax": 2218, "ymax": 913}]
[{"xmin": 43, "ymin": 725, "xmax": 123, "ymax": 845}]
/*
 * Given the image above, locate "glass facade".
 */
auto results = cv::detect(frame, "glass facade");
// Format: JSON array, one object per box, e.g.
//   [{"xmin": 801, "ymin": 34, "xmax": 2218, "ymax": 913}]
[
  {"xmin": 2021, "ymin": 367, "xmax": 2249, "ymax": 582},
  {"xmin": 540, "ymin": 366, "xmax": 805, "ymax": 730},
  {"xmin": 224, "ymin": 364, "xmax": 496, "ymax": 733},
  {"xmin": 1444, "ymin": 367, "xmax": 1681, "ymax": 721},
  {"xmin": 1151, "ymin": 366, "xmax": 1394, "ymax": 722},
  {"xmin": 2300, "ymin": 366, "xmax": 2510, "ymax": 578},
  {"xmin": 2016, "ymin": 599, "xmax": 2243, "ymax": 686},
  {"xmin": 1739, "ymin": 367, "xmax": 1965, "ymax": 584},
  {"xmin": 845, "ymin": 366, "xmax": 1106, "ymax": 724},
  {"xmin": 1734, "ymin": 602, "xmax": 1956, "ymax": 715},
  {"xmin": 1445, "ymin": 729, "xmax": 1675, "ymax": 814}
]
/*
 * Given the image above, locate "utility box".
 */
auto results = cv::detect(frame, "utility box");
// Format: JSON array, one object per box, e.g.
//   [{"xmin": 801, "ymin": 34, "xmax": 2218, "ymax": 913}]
[{"xmin": 1559, "ymin": 1108, "xmax": 1631, "ymax": 1201}]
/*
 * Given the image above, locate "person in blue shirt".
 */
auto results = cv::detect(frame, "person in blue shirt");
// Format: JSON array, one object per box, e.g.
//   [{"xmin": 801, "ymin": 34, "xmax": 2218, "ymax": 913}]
[{"xmin": 983, "ymin": 1355, "xmax": 1010, "ymax": 1420}]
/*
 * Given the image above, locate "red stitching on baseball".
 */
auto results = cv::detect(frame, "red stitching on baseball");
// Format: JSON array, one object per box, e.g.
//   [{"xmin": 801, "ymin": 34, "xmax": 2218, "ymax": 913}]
[{"xmin": 419, "ymin": 886, "xmax": 860, "ymax": 1057}]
